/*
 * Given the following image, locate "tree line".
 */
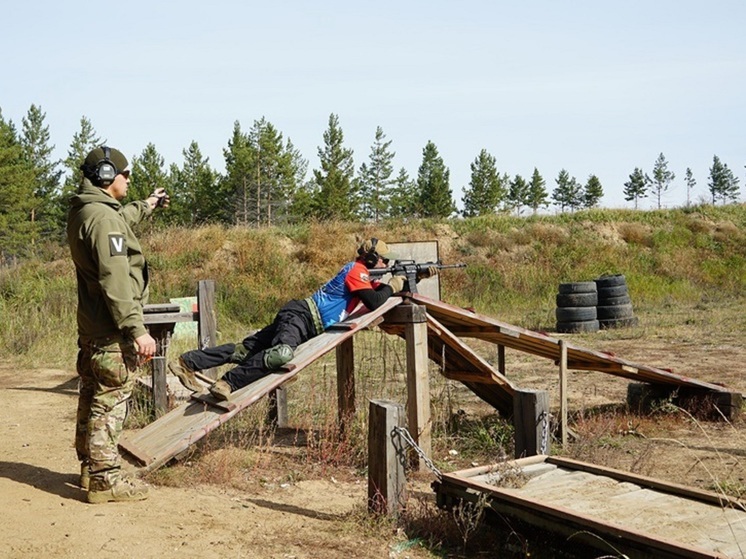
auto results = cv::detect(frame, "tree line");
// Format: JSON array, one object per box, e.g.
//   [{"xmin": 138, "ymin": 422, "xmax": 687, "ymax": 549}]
[{"xmin": 1, "ymin": 104, "xmax": 742, "ymax": 260}]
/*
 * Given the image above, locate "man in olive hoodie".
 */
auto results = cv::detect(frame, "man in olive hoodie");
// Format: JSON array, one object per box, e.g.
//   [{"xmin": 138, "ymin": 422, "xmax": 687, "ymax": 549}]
[{"xmin": 67, "ymin": 146, "xmax": 168, "ymax": 503}]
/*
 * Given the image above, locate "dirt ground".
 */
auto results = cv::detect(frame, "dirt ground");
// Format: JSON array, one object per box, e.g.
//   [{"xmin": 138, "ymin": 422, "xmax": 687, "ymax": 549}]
[{"xmin": 2, "ymin": 302, "xmax": 746, "ymax": 559}]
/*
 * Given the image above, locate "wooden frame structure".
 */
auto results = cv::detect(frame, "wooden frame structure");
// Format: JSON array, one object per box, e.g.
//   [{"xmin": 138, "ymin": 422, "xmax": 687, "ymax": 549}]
[
  {"xmin": 434, "ymin": 455, "xmax": 746, "ymax": 558},
  {"xmin": 124, "ymin": 290, "xmax": 740, "ymax": 474}
]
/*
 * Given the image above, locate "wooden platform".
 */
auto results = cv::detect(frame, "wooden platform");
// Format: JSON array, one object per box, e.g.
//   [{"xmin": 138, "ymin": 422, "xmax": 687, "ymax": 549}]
[
  {"xmin": 119, "ymin": 297, "xmax": 402, "ymax": 472},
  {"xmin": 122, "ymin": 294, "xmax": 739, "ymax": 473},
  {"xmin": 434, "ymin": 455, "xmax": 746, "ymax": 559}
]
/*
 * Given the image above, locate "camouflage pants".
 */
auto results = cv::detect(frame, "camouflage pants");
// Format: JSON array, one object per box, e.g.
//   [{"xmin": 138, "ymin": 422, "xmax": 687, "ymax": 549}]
[{"xmin": 75, "ymin": 336, "xmax": 140, "ymax": 479}]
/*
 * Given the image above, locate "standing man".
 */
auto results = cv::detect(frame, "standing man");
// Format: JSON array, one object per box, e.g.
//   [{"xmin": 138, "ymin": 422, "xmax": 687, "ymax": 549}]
[
  {"xmin": 170, "ymin": 238, "xmax": 436, "ymax": 400},
  {"xmin": 68, "ymin": 145, "xmax": 168, "ymax": 503}
]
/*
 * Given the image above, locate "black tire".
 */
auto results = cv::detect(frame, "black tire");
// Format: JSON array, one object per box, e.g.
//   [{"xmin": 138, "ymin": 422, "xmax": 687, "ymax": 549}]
[
  {"xmin": 556, "ymin": 292, "xmax": 598, "ymax": 307},
  {"xmin": 597, "ymin": 294, "xmax": 631, "ymax": 306},
  {"xmin": 558, "ymin": 281, "xmax": 597, "ymax": 294},
  {"xmin": 599, "ymin": 316, "xmax": 639, "ymax": 329},
  {"xmin": 596, "ymin": 304, "xmax": 634, "ymax": 320},
  {"xmin": 595, "ymin": 274, "xmax": 626, "ymax": 288},
  {"xmin": 556, "ymin": 320, "xmax": 600, "ymax": 333},
  {"xmin": 555, "ymin": 306, "xmax": 597, "ymax": 322},
  {"xmin": 597, "ymin": 285, "xmax": 629, "ymax": 299}
]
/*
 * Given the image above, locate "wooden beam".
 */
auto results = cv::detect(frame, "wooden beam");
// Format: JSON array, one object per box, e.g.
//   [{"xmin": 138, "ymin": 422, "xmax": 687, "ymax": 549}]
[
  {"xmin": 559, "ymin": 339, "xmax": 568, "ymax": 448},
  {"xmin": 197, "ymin": 280, "xmax": 219, "ymax": 380},
  {"xmin": 368, "ymin": 400, "xmax": 406, "ymax": 516},
  {"xmin": 336, "ymin": 337, "xmax": 355, "ymax": 432},
  {"xmin": 513, "ymin": 389, "xmax": 550, "ymax": 458},
  {"xmin": 404, "ymin": 305, "xmax": 431, "ymax": 471}
]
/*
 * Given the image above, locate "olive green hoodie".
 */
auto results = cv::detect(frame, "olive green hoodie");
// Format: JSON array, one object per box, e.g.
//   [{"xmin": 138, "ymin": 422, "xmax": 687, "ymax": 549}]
[{"xmin": 67, "ymin": 179, "xmax": 154, "ymax": 341}]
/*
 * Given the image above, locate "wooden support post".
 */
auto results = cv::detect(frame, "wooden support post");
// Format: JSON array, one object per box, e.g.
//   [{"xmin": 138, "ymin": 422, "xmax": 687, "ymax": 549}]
[
  {"xmin": 559, "ymin": 339, "xmax": 568, "ymax": 447},
  {"xmin": 497, "ymin": 344, "xmax": 506, "ymax": 376},
  {"xmin": 403, "ymin": 305, "xmax": 431, "ymax": 471},
  {"xmin": 513, "ymin": 388, "xmax": 550, "ymax": 458},
  {"xmin": 336, "ymin": 337, "xmax": 355, "ymax": 432},
  {"xmin": 197, "ymin": 280, "xmax": 218, "ymax": 380},
  {"xmin": 267, "ymin": 386, "xmax": 288, "ymax": 428},
  {"xmin": 368, "ymin": 400, "xmax": 406, "ymax": 516},
  {"xmin": 143, "ymin": 304, "xmax": 179, "ymax": 416}
]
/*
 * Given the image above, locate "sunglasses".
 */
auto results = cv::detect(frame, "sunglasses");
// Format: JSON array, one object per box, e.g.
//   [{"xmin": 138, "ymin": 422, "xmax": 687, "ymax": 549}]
[{"xmin": 119, "ymin": 170, "xmax": 131, "ymax": 179}]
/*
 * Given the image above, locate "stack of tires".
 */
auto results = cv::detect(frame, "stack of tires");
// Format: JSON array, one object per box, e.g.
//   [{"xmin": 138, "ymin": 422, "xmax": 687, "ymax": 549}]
[
  {"xmin": 555, "ymin": 282, "xmax": 599, "ymax": 333},
  {"xmin": 594, "ymin": 274, "xmax": 638, "ymax": 329}
]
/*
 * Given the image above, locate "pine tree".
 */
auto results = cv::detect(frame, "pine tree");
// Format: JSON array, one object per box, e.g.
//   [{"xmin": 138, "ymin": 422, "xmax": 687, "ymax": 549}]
[
  {"xmin": 416, "ymin": 141, "xmax": 455, "ymax": 218},
  {"xmin": 312, "ymin": 114, "xmax": 356, "ymax": 220},
  {"xmin": 684, "ymin": 167, "xmax": 696, "ymax": 207},
  {"xmin": 169, "ymin": 141, "xmax": 221, "ymax": 225},
  {"xmin": 282, "ymin": 138, "xmax": 309, "ymax": 224},
  {"xmin": 0, "ymin": 110, "xmax": 37, "ymax": 259},
  {"xmin": 388, "ymin": 167, "xmax": 417, "ymax": 218},
  {"xmin": 708, "ymin": 155, "xmax": 740, "ymax": 204},
  {"xmin": 551, "ymin": 169, "xmax": 583, "ymax": 212},
  {"xmin": 583, "ymin": 174, "xmax": 604, "ymax": 208},
  {"xmin": 462, "ymin": 149, "xmax": 506, "ymax": 217},
  {"xmin": 526, "ymin": 168, "xmax": 549, "ymax": 215},
  {"xmin": 62, "ymin": 116, "xmax": 101, "ymax": 198},
  {"xmin": 130, "ymin": 143, "xmax": 169, "ymax": 222},
  {"xmin": 223, "ymin": 121, "xmax": 255, "ymax": 226},
  {"xmin": 223, "ymin": 119, "xmax": 306, "ymax": 227},
  {"xmin": 358, "ymin": 126, "xmax": 395, "ymax": 222},
  {"xmin": 252, "ymin": 118, "xmax": 294, "ymax": 226},
  {"xmin": 623, "ymin": 167, "xmax": 650, "ymax": 209},
  {"xmin": 20, "ymin": 104, "xmax": 63, "ymax": 241},
  {"xmin": 507, "ymin": 174, "xmax": 529, "ymax": 215},
  {"xmin": 651, "ymin": 152, "xmax": 675, "ymax": 209}
]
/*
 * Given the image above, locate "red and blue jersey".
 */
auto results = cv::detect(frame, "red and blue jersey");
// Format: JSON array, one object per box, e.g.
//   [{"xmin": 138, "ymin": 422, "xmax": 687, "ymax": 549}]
[{"xmin": 310, "ymin": 260, "xmax": 378, "ymax": 329}]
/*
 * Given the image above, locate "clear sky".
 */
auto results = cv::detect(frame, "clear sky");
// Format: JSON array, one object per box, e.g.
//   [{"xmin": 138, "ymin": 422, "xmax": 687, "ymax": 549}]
[{"xmin": 3, "ymin": 0, "xmax": 745, "ymax": 210}]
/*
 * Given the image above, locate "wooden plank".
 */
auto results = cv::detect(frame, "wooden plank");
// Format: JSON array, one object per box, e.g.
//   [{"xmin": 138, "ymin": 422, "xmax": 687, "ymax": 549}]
[
  {"xmin": 426, "ymin": 315, "xmax": 514, "ymax": 391},
  {"xmin": 408, "ymin": 293, "xmax": 732, "ymax": 395},
  {"xmin": 436, "ymin": 460, "xmax": 736, "ymax": 559},
  {"xmin": 120, "ymin": 297, "xmax": 403, "ymax": 472},
  {"xmin": 547, "ymin": 456, "xmax": 746, "ymax": 508},
  {"xmin": 435, "ymin": 455, "xmax": 746, "ymax": 559}
]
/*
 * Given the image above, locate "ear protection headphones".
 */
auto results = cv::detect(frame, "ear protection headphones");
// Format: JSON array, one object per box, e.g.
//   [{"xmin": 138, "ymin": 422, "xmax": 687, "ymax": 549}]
[
  {"xmin": 81, "ymin": 146, "xmax": 119, "ymax": 186},
  {"xmin": 358, "ymin": 237, "xmax": 380, "ymax": 268},
  {"xmin": 94, "ymin": 146, "xmax": 119, "ymax": 186}
]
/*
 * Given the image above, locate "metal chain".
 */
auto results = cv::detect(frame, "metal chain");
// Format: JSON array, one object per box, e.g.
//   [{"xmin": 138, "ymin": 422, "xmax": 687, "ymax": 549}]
[
  {"xmin": 392, "ymin": 426, "xmax": 442, "ymax": 480},
  {"xmin": 538, "ymin": 411, "xmax": 549, "ymax": 455}
]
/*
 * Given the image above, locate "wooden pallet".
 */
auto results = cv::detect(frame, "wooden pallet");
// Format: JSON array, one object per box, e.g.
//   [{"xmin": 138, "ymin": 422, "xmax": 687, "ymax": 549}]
[{"xmin": 434, "ymin": 455, "xmax": 746, "ymax": 559}]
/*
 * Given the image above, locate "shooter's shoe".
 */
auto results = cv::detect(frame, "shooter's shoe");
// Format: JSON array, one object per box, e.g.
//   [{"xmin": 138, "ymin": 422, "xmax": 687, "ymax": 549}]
[
  {"xmin": 168, "ymin": 357, "xmax": 201, "ymax": 392},
  {"xmin": 263, "ymin": 344, "xmax": 294, "ymax": 370},
  {"xmin": 79, "ymin": 462, "xmax": 90, "ymax": 490},
  {"xmin": 87, "ymin": 474, "xmax": 149, "ymax": 504},
  {"xmin": 209, "ymin": 380, "xmax": 232, "ymax": 401}
]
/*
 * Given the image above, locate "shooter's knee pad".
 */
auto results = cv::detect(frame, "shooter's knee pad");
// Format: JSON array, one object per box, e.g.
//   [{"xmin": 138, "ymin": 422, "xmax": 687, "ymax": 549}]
[{"xmin": 263, "ymin": 344, "xmax": 294, "ymax": 370}]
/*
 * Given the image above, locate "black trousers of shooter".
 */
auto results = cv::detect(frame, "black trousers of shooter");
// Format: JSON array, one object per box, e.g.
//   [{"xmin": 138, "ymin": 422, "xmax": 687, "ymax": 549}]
[{"xmin": 180, "ymin": 299, "xmax": 317, "ymax": 391}]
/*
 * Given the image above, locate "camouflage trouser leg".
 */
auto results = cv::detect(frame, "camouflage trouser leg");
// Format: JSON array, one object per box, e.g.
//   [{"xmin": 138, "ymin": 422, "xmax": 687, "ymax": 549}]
[{"xmin": 75, "ymin": 337, "xmax": 139, "ymax": 483}]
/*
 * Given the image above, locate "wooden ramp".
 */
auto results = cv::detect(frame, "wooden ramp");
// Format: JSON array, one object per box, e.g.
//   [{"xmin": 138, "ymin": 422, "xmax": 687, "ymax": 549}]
[
  {"xmin": 123, "ymin": 293, "xmax": 739, "ymax": 472},
  {"xmin": 434, "ymin": 455, "xmax": 746, "ymax": 559},
  {"xmin": 408, "ymin": 293, "xmax": 737, "ymax": 395},
  {"xmin": 120, "ymin": 297, "xmax": 402, "ymax": 472}
]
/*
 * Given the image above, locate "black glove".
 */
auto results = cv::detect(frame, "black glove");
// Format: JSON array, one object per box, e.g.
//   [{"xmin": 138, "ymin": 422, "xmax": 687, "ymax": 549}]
[{"xmin": 388, "ymin": 275, "xmax": 406, "ymax": 293}]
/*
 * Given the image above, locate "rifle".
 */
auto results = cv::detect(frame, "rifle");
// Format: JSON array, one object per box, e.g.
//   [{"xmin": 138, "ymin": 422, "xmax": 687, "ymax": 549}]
[{"xmin": 368, "ymin": 259, "xmax": 467, "ymax": 294}]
